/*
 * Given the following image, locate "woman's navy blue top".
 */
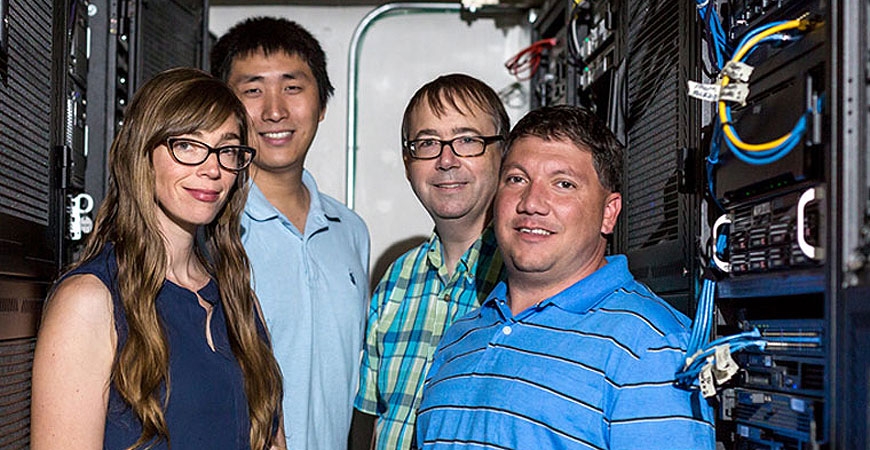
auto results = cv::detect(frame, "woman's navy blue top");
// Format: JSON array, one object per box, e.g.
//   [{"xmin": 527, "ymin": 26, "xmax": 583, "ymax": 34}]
[{"xmin": 65, "ymin": 244, "xmax": 255, "ymax": 449}]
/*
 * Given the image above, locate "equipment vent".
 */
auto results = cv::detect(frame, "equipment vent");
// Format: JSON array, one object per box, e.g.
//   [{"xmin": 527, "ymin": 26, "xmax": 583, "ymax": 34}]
[
  {"xmin": 0, "ymin": 1, "xmax": 52, "ymax": 226},
  {"xmin": 801, "ymin": 362, "xmax": 825, "ymax": 391},
  {"xmin": 624, "ymin": 0, "xmax": 681, "ymax": 250},
  {"xmin": 138, "ymin": 0, "xmax": 203, "ymax": 84},
  {"xmin": 0, "ymin": 338, "xmax": 36, "ymax": 449}
]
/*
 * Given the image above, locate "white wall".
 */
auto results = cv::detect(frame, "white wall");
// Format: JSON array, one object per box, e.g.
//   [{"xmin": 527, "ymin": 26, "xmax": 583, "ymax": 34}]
[{"xmin": 210, "ymin": 5, "xmax": 530, "ymax": 283}]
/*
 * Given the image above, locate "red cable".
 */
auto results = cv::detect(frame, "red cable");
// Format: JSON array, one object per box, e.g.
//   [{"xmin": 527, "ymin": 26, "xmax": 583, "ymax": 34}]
[{"xmin": 504, "ymin": 38, "xmax": 558, "ymax": 81}]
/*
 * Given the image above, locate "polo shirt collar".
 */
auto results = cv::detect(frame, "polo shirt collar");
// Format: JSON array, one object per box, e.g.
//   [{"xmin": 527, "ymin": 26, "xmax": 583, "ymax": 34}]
[
  {"xmin": 426, "ymin": 225, "xmax": 495, "ymax": 283},
  {"xmin": 483, "ymin": 255, "xmax": 632, "ymax": 315},
  {"xmin": 548, "ymin": 255, "xmax": 632, "ymax": 314},
  {"xmin": 244, "ymin": 170, "xmax": 340, "ymax": 229},
  {"xmin": 244, "ymin": 179, "xmax": 276, "ymax": 221}
]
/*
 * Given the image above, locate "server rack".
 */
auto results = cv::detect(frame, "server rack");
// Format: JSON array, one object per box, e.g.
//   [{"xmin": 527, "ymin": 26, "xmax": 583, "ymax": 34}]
[
  {"xmin": 0, "ymin": 0, "xmax": 75, "ymax": 447},
  {"xmin": 525, "ymin": 0, "xmax": 868, "ymax": 447},
  {"xmin": 85, "ymin": 0, "xmax": 208, "ymax": 207}
]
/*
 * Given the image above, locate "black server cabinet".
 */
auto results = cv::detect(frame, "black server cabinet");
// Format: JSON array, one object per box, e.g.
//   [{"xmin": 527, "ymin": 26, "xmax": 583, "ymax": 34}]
[
  {"xmin": 617, "ymin": 0, "xmax": 701, "ymax": 315},
  {"xmin": 0, "ymin": 0, "xmax": 79, "ymax": 447},
  {"xmin": 85, "ymin": 0, "xmax": 208, "ymax": 207},
  {"xmin": 529, "ymin": 0, "xmax": 869, "ymax": 447},
  {"xmin": 829, "ymin": 0, "xmax": 870, "ymax": 446}
]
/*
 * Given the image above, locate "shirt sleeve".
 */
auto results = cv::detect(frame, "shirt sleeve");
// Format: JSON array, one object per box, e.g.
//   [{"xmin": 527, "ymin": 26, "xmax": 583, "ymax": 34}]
[
  {"xmin": 354, "ymin": 276, "xmax": 387, "ymax": 414},
  {"xmin": 608, "ymin": 331, "xmax": 716, "ymax": 450}
]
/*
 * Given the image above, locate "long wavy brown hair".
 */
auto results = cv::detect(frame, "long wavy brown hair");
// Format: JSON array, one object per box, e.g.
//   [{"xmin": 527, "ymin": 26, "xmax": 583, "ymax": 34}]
[{"xmin": 74, "ymin": 67, "xmax": 282, "ymax": 449}]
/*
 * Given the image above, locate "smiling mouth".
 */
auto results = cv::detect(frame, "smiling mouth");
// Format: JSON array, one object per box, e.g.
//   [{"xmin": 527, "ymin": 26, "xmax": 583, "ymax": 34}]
[
  {"xmin": 187, "ymin": 189, "xmax": 221, "ymax": 203},
  {"xmin": 261, "ymin": 131, "xmax": 292, "ymax": 139},
  {"xmin": 519, "ymin": 227, "xmax": 552, "ymax": 236},
  {"xmin": 434, "ymin": 181, "xmax": 467, "ymax": 189}
]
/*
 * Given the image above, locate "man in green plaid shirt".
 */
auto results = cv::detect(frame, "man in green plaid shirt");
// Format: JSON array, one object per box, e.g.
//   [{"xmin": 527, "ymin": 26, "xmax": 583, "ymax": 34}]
[{"xmin": 351, "ymin": 74, "xmax": 509, "ymax": 450}]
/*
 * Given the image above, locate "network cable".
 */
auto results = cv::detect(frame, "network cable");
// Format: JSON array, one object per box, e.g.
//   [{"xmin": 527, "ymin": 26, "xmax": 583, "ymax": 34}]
[
  {"xmin": 695, "ymin": 0, "xmax": 729, "ymax": 70},
  {"xmin": 717, "ymin": 17, "xmax": 817, "ymax": 165},
  {"xmin": 704, "ymin": 16, "xmax": 819, "ymax": 214},
  {"xmin": 504, "ymin": 38, "xmax": 558, "ymax": 81}
]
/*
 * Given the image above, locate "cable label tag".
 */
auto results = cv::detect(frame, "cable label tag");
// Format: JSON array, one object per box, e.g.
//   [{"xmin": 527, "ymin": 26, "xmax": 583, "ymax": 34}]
[
  {"xmin": 721, "ymin": 61, "xmax": 754, "ymax": 82},
  {"xmin": 699, "ymin": 362, "xmax": 717, "ymax": 398},
  {"xmin": 712, "ymin": 344, "xmax": 739, "ymax": 384},
  {"xmin": 720, "ymin": 82, "xmax": 750, "ymax": 105},
  {"xmin": 687, "ymin": 80, "xmax": 721, "ymax": 103}
]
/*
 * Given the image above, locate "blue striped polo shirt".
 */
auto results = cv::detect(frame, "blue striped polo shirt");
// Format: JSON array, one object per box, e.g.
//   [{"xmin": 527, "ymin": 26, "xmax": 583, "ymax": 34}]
[{"xmin": 416, "ymin": 255, "xmax": 715, "ymax": 450}]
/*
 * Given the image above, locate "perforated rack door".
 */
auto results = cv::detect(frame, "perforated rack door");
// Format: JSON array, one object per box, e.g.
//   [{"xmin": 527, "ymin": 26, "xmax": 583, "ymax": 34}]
[
  {"xmin": 0, "ymin": 338, "xmax": 37, "ymax": 448},
  {"xmin": 135, "ymin": 0, "xmax": 206, "ymax": 87},
  {"xmin": 616, "ymin": 0, "xmax": 701, "ymax": 311},
  {"xmin": 0, "ymin": 0, "xmax": 53, "ymax": 228}
]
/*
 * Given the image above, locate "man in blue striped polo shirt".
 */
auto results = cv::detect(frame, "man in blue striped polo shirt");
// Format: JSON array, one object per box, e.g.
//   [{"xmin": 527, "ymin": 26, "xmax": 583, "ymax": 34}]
[{"xmin": 417, "ymin": 105, "xmax": 715, "ymax": 449}]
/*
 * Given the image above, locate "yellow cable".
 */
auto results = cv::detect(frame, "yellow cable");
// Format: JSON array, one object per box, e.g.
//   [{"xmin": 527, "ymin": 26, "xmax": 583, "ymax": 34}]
[
  {"xmin": 718, "ymin": 19, "xmax": 805, "ymax": 152},
  {"xmin": 733, "ymin": 19, "xmax": 803, "ymax": 61}
]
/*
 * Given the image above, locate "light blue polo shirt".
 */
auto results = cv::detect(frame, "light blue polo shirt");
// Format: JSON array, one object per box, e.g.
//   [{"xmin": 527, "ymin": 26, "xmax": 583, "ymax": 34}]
[{"xmin": 241, "ymin": 170, "xmax": 370, "ymax": 450}]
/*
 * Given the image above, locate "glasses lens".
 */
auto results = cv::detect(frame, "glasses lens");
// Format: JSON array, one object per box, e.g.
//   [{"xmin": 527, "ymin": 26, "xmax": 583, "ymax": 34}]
[
  {"xmin": 218, "ymin": 146, "xmax": 253, "ymax": 170},
  {"xmin": 410, "ymin": 139, "xmax": 442, "ymax": 159},
  {"xmin": 171, "ymin": 139, "xmax": 208, "ymax": 164},
  {"xmin": 451, "ymin": 137, "xmax": 486, "ymax": 157}
]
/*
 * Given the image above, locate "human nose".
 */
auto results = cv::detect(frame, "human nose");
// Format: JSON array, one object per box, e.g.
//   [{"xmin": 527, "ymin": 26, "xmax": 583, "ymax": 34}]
[
  {"xmin": 516, "ymin": 180, "xmax": 548, "ymax": 215},
  {"xmin": 197, "ymin": 151, "xmax": 223, "ymax": 178},
  {"xmin": 261, "ymin": 90, "xmax": 288, "ymax": 122},
  {"xmin": 435, "ymin": 140, "xmax": 460, "ymax": 170}
]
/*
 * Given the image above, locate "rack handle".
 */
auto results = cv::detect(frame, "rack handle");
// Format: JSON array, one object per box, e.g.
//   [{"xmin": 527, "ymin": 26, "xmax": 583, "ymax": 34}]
[
  {"xmin": 797, "ymin": 186, "xmax": 825, "ymax": 261},
  {"xmin": 712, "ymin": 213, "xmax": 732, "ymax": 272}
]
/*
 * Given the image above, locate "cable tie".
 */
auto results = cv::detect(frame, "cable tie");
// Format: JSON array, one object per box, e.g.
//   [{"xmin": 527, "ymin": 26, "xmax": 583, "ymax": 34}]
[{"xmin": 683, "ymin": 348, "xmax": 702, "ymax": 369}]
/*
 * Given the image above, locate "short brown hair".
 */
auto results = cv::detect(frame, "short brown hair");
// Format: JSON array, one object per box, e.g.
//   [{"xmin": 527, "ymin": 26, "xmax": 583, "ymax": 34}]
[
  {"xmin": 506, "ymin": 105, "xmax": 623, "ymax": 193},
  {"xmin": 401, "ymin": 74, "xmax": 510, "ymax": 146}
]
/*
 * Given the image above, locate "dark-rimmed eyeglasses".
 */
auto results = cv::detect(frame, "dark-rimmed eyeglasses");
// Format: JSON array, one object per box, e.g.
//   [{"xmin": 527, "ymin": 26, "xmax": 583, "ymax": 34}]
[
  {"xmin": 403, "ymin": 135, "xmax": 504, "ymax": 160},
  {"xmin": 166, "ymin": 138, "xmax": 256, "ymax": 171}
]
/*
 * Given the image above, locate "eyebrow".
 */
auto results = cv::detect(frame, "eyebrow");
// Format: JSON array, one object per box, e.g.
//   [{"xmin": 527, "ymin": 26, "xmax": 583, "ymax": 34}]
[
  {"xmin": 501, "ymin": 163, "xmax": 581, "ymax": 180},
  {"xmin": 220, "ymin": 132, "xmax": 242, "ymax": 143},
  {"xmin": 412, "ymin": 126, "xmax": 484, "ymax": 139},
  {"xmin": 234, "ymin": 71, "xmax": 311, "ymax": 85},
  {"xmin": 181, "ymin": 131, "xmax": 242, "ymax": 144}
]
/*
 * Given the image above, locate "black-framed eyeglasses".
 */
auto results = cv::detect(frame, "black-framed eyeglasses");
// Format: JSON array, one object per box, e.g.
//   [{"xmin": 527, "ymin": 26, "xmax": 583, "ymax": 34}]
[
  {"xmin": 166, "ymin": 138, "xmax": 256, "ymax": 171},
  {"xmin": 403, "ymin": 135, "xmax": 504, "ymax": 160}
]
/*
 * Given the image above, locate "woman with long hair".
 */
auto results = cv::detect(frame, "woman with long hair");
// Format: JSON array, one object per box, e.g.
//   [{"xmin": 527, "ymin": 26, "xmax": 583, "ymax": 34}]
[{"xmin": 30, "ymin": 67, "xmax": 283, "ymax": 449}]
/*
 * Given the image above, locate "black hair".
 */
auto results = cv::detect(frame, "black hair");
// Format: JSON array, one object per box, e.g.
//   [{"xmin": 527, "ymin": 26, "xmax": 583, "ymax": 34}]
[{"xmin": 210, "ymin": 16, "xmax": 334, "ymax": 108}]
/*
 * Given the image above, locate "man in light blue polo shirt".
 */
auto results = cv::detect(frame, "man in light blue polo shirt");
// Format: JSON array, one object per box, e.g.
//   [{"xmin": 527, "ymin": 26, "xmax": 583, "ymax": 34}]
[
  {"xmin": 417, "ymin": 105, "xmax": 715, "ymax": 449},
  {"xmin": 211, "ymin": 17, "xmax": 370, "ymax": 450}
]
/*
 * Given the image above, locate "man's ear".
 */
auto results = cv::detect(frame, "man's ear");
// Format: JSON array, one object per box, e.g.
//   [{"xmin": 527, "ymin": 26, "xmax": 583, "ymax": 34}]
[
  {"xmin": 403, "ymin": 152, "xmax": 412, "ymax": 181},
  {"xmin": 318, "ymin": 104, "xmax": 327, "ymax": 122},
  {"xmin": 600, "ymin": 192, "xmax": 622, "ymax": 235}
]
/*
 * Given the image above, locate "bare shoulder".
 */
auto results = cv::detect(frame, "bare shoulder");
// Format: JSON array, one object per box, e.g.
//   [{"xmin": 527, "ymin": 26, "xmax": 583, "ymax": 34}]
[
  {"xmin": 44, "ymin": 274, "xmax": 114, "ymax": 325},
  {"xmin": 37, "ymin": 273, "xmax": 116, "ymax": 357},
  {"xmin": 31, "ymin": 274, "xmax": 116, "ymax": 448}
]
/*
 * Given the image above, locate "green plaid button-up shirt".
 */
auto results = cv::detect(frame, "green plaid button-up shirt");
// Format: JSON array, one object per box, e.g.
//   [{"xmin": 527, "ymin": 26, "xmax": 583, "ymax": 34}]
[{"xmin": 355, "ymin": 226, "xmax": 505, "ymax": 450}]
